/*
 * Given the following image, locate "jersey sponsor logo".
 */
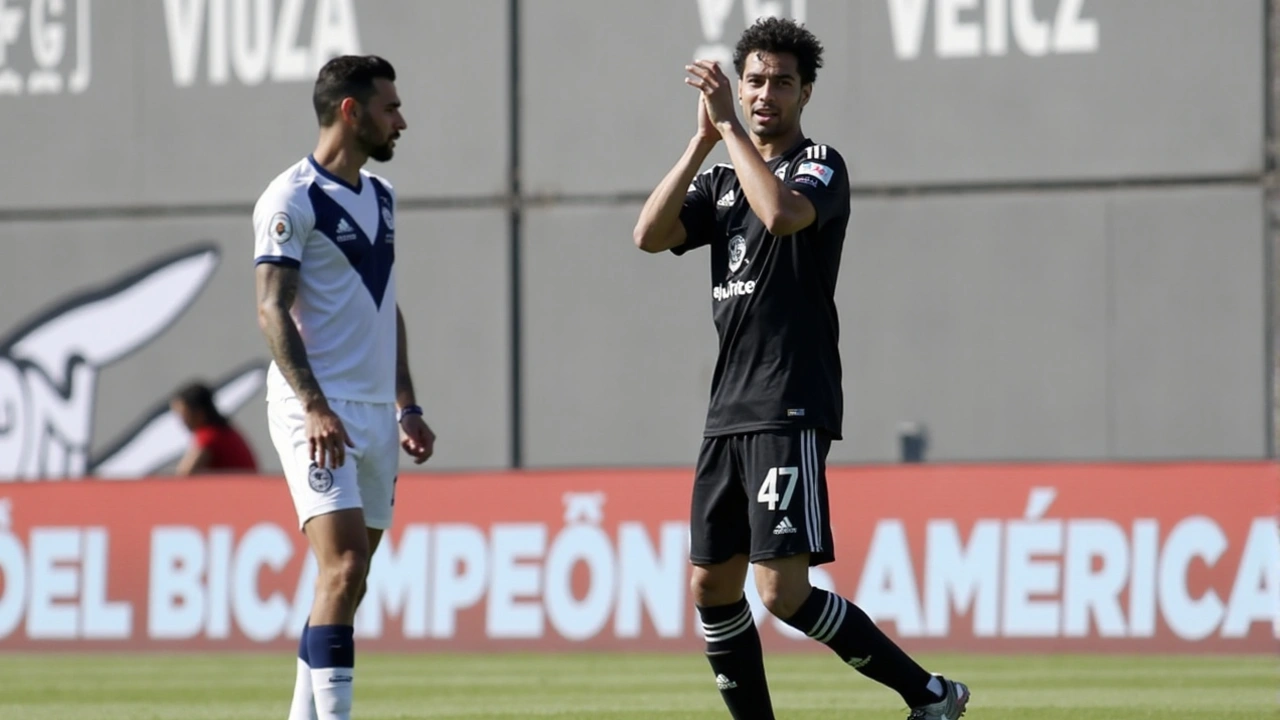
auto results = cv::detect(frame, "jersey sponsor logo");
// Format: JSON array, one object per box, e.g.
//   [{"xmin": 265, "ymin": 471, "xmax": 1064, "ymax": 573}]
[
  {"xmin": 712, "ymin": 279, "xmax": 756, "ymax": 302},
  {"xmin": 795, "ymin": 161, "xmax": 834, "ymax": 186},
  {"xmin": 888, "ymin": 0, "xmax": 1098, "ymax": 60},
  {"xmin": 268, "ymin": 212, "xmax": 293, "ymax": 243},
  {"xmin": 793, "ymin": 175, "xmax": 819, "ymax": 187},
  {"xmin": 164, "ymin": 0, "xmax": 361, "ymax": 88},
  {"xmin": 0, "ymin": 0, "xmax": 92, "ymax": 96},
  {"xmin": 0, "ymin": 245, "xmax": 267, "ymax": 481},
  {"xmin": 727, "ymin": 235, "xmax": 749, "ymax": 274}
]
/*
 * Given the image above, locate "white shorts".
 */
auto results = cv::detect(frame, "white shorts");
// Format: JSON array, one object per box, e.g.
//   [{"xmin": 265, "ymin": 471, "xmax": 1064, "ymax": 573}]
[{"xmin": 267, "ymin": 397, "xmax": 400, "ymax": 530}]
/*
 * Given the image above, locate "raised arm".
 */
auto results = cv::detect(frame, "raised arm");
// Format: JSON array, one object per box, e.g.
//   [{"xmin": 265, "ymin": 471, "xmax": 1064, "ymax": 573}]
[
  {"xmin": 633, "ymin": 97, "xmax": 720, "ymax": 253},
  {"xmin": 720, "ymin": 125, "xmax": 815, "ymax": 236},
  {"xmin": 686, "ymin": 59, "xmax": 818, "ymax": 237}
]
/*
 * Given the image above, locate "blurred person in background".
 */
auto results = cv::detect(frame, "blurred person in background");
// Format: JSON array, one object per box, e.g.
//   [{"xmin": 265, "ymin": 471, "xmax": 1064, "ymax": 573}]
[{"xmin": 170, "ymin": 381, "xmax": 259, "ymax": 475}]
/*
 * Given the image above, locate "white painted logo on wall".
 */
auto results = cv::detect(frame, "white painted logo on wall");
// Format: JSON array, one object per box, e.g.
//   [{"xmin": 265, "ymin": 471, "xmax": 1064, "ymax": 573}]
[
  {"xmin": 0, "ymin": 245, "xmax": 266, "ymax": 481},
  {"xmin": 0, "ymin": 0, "xmax": 93, "ymax": 96},
  {"xmin": 164, "ymin": 0, "xmax": 361, "ymax": 88},
  {"xmin": 888, "ymin": 0, "xmax": 1099, "ymax": 60},
  {"xmin": 694, "ymin": 0, "xmax": 807, "ymax": 70}
]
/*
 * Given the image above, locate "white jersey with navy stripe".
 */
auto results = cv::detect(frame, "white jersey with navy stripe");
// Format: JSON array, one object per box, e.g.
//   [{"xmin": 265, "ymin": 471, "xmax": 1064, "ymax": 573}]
[{"xmin": 252, "ymin": 155, "xmax": 398, "ymax": 405}]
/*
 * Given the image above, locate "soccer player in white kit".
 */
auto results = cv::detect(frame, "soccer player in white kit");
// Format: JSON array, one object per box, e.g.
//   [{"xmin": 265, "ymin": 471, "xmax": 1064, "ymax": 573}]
[{"xmin": 252, "ymin": 55, "xmax": 435, "ymax": 720}]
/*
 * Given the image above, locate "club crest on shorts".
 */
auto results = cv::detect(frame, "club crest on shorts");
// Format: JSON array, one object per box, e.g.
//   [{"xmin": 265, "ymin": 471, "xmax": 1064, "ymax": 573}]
[{"xmin": 308, "ymin": 463, "xmax": 334, "ymax": 492}]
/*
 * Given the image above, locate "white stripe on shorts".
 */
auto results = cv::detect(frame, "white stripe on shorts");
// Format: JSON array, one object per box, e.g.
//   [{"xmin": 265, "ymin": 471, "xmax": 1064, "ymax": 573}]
[{"xmin": 804, "ymin": 430, "xmax": 822, "ymax": 554}]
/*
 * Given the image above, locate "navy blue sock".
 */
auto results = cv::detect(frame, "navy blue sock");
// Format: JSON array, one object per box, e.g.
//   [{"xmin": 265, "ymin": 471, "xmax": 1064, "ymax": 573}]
[
  {"xmin": 307, "ymin": 624, "xmax": 355, "ymax": 719},
  {"xmin": 307, "ymin": 624, "xmax": 355, "ymax": 670},
  {"xmin": 298, "ymin": 619, "xmax": 311, "ymax": 664},
  {"xmin": 289, "ymin": 619, "xmax": 317, "ymax": 720}
]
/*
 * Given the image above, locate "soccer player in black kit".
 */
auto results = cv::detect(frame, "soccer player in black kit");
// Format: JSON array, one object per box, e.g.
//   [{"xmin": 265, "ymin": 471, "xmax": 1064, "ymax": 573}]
[{"xmin": 633, "ymin": 18, "xmax": 971, "ymax": 720}]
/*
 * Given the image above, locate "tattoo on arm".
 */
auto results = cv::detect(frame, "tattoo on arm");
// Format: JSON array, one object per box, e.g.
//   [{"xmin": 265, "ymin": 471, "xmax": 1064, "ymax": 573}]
[
  {"xmin": 395, "ymin": 305, "xmax": 416, "ymax": 408},
  {"xmin": 256, "ymin": 264, "xmax": 326, "ymax": 410}
]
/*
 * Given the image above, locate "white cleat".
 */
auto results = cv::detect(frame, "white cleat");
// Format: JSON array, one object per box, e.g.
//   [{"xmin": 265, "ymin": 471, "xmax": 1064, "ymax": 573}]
[{"xmin": 907, "ymin": 675, "xmax": 970, "ymax": 720}]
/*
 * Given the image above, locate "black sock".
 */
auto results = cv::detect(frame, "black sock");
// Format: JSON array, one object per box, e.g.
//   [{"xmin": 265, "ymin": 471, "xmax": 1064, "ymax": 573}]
[
  {"xmin": 782, "ymin": 588, "xmax": 940, "ymax": 707},
  {"xmin": 698, "ymin": 597, "xmax": 775, "ymax": 720}
]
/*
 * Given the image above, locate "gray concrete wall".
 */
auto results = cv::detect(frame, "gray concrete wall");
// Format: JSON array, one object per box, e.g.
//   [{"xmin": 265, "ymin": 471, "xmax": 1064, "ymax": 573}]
[
  {"xmin": 837, "ymin": 185, "xmax": 1267, "ymax": 463},
  {"xmin": 521, "ymin": 0, "xmax": 1264, "ymax": 192},
  {"xmin": 0, "ymin": 210, "xmax": 510, "ymax": 478},
  {"xmin": 0, "ymin": 0, "xmax": 1269, "ymax": 477}
]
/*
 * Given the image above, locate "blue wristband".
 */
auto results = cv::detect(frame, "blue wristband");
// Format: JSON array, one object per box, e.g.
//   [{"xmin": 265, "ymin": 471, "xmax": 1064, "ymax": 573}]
[{"xmin": 398, "ymin": 404, "xmax": 423, "ymax": 422}]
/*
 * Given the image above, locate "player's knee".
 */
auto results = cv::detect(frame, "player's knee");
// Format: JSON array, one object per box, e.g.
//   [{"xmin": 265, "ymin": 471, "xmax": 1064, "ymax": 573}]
[
  {"xmin": 690, "ymin": 565, "xmax": 741, "ymax": 607},
  {"xmin": 756, "ymin": 573, "xmax": 810, "ymax": 621}
]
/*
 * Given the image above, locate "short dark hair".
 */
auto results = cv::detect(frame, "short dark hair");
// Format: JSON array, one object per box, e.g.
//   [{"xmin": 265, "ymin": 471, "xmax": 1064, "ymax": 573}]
[
  {"xmin": 173, "ymin": 381, "xmax": 228, "ymax": 427},
  {"xmin": 313, "ymin": 55, "xmax": 397, "ymax": 126},
  {"xmin": 733, "ymin": 17, "xmax": 825, "ymax": 85}
]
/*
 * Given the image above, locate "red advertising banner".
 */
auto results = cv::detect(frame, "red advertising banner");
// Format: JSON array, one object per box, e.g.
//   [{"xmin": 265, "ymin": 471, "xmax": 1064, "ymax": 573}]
[{"xmin": 0, "ymin": 462, "xmax": 1275, "ymax": 653}]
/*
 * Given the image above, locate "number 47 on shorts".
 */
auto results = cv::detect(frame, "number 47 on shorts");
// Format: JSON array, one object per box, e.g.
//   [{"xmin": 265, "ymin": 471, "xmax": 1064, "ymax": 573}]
[{"xmin": 757, "ymin": 466, "xmax": 799, "ymax": 511}]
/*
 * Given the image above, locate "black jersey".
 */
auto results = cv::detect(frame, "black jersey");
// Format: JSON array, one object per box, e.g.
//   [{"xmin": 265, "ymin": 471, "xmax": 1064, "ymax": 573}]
[{"xmin": 674, "ymin": 138, "xmax": 851, "ymax": 440}]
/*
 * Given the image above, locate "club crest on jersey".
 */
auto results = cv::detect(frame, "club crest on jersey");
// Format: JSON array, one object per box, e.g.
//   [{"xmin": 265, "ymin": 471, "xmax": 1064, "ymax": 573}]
[
  {"xmin": 308, "ymin": 464, "xmax": 334, "ymax": 493},
  {"xmin": 269, "ymin": 212, "xmax": 293, "ymax": 243},
  {"xmin": 728, "ymin": 235, "xmax": 750, "ymax": 274},
  {"xmin": 774, "ymin": 163, "xmax": 789, "ymax": 180},
  {"xmin": 381, "ymin": 201, "xmax": 395, "ymax": 231}
]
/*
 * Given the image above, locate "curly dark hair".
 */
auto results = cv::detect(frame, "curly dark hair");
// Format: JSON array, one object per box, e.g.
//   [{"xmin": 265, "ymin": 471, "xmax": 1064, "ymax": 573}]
[
  {"xmin": 313, "ymin": 55, "xmax": 397, "ymax": 126},
  {"xmin": 733, "ymin": 17, "xmax": 825, "ymax": 85}
]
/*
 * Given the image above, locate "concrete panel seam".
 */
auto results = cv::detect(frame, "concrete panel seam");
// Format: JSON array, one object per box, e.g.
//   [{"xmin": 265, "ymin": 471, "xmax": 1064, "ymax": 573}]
[{"xmin": 0, "ymin": 197, "xmax": 513, "ymax": 223}]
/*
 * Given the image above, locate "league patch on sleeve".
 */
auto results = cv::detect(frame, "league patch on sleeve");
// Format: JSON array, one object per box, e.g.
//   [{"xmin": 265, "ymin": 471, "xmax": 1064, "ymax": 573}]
[
  {"xmin": 268, "ymin": 212, "xmax": 294, "ymax": 243},
  {"xmin": 795, "ymin": 161, "xmax": 835, "ymax": 186},
  {"xmin": 793, "ymin": 175, "xmax": 820, "ymax": 187}
]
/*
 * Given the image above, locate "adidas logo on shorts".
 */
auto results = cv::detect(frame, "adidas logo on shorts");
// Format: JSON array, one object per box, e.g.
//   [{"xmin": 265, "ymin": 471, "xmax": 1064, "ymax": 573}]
[{"xmin": 773, "ymin": 517, "xmax": 797, "ymax": 535}]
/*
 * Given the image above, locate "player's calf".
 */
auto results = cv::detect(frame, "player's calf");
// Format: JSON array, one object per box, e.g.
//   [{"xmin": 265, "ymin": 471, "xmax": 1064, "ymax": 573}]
[
  {"xmin": 312, "ymin": 550, "xmax": 368, "ymax": 623},
  {"xmin": 691, "ymin": 558, "xmax": 777, "ymax": 720},
  {"xmin": 302, "ymin": 510, "xmax": 371, "ymax": 720},
  {"xmin": 755, "ymin": 556, "xmax": 945, "ymax": 710}
]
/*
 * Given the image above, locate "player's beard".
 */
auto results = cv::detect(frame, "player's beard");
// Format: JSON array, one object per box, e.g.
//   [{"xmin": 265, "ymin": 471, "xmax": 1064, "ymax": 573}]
[
  {"xmin": 357, "ymin": 117, "xmax": 396, "ymax": 163},
  {"xmin": 751, "ymin": 107, "xmax": 797, "ymax": 139}
]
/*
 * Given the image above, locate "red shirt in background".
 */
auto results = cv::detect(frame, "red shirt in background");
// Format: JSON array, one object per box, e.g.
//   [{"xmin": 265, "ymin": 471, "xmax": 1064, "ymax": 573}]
[{"xmin": 192, "ymin": 425, "xmax": 258, "ymax": 471}]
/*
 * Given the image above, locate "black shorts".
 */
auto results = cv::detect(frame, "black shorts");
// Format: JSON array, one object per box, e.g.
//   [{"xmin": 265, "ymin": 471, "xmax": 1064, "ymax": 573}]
[{"xmin": 689, "ymin": 429, "xmax": 835, "ymax": 567}]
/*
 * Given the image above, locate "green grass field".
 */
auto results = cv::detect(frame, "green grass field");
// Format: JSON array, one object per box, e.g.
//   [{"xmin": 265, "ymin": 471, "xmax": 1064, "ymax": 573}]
[{"xmin": 0, "ymin": 652, "xmax": 1274, "ymax": 719}]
